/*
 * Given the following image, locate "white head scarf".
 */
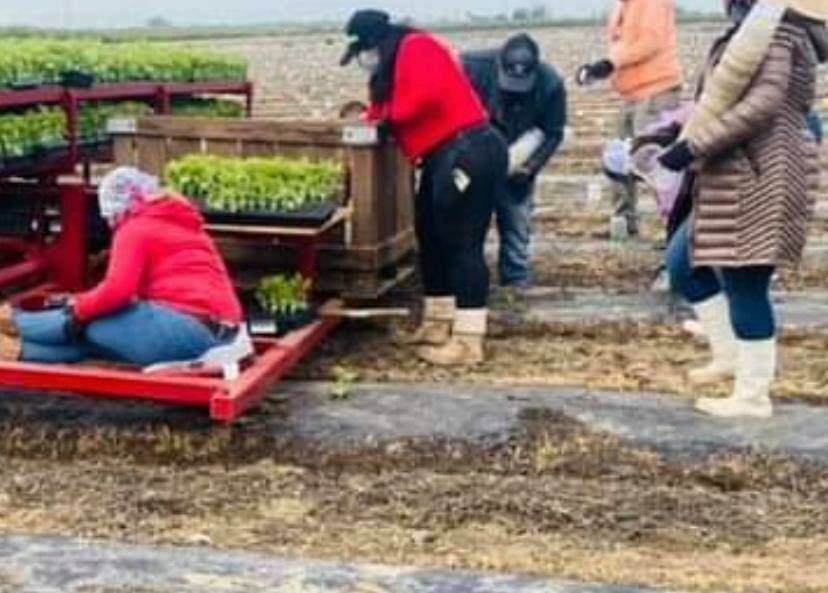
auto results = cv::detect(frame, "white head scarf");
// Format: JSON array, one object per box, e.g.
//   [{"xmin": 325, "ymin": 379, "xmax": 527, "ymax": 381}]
[{"xmin": 98, "ymin": 167, "xmax": 161, "ymax": 225}]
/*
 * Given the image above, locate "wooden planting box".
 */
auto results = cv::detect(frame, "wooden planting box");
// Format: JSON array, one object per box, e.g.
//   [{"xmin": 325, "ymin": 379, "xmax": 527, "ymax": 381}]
[{"xmin": 111, "ymin": 116, "xmax": 416, "ymax": 300}]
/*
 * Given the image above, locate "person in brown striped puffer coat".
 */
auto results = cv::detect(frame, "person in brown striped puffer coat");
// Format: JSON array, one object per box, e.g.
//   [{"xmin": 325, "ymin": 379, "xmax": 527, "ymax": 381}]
[{"xmin": 658, "ymin": 0, "xmax": 828, "ymax": 418}]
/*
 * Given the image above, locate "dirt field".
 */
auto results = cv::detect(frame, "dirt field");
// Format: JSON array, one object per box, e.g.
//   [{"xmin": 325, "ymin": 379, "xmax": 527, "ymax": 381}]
[
  {"xmin": 2, "ymin": 23, "xmax": 828, "ymax": 593},
  {"xmin": 1, "ymin": 409, "xmax": 828, "ymax": 593}
]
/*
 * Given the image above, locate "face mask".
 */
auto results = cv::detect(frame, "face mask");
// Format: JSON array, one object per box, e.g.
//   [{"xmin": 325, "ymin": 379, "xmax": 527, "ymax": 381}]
[{"xmin": 357, "ymin": 49, "xmax": 381, "ymax": 74}]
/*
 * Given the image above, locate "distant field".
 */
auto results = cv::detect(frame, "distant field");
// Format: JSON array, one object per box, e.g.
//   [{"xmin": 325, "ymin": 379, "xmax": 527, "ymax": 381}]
[
  {"xmin": 0, "ymin": 15, "xmax": 723, "ymax": 42},
  {"xmin": 179, "ymin": 23, "xmax": 729, "ymax": 121}
]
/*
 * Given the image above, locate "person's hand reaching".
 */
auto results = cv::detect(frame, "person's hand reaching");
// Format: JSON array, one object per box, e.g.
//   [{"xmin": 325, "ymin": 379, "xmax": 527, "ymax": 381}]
[{"xmin": 575, "ymin": 60, "xmax": 615, "ymax": 86}]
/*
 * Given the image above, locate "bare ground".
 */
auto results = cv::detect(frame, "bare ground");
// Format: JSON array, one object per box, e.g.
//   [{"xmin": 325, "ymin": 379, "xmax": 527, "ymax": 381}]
[
  {"xmin": 533, "ymin": 214, "xmax": 828, "ymax": 292},
  {"xmin": 0, "ymin": 411, "xmax": 827, "ymax": 592},
  {"xmin": 296, "ymin": 320, "xmax": 828, "ymax": 404}
]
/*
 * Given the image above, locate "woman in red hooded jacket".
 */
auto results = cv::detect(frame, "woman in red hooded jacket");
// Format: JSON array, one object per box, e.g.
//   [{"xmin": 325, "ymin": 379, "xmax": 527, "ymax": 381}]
[
  {"xmin": 0, "ymin": 167, "xmax": 248, "ymax": 367},
  {"xmin": 342, "ymin": 10, "xmax": 508, "ymax": 366}
]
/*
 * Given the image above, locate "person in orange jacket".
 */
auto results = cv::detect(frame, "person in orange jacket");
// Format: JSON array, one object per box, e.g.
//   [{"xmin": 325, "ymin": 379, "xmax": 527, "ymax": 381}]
[{"xmin": 576, "ymin": 0, "xmax": 684, "ymax": 239}]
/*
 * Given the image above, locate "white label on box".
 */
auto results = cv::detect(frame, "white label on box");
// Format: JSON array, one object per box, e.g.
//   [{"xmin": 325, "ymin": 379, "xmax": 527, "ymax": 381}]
[
  {"xmin": 342, "ymin": 125, "xmax": 379, "ymax": 146},
  {"xmin": 248, "ymin": 317, "xmax": 278, "ymax": 336},
  {"xmin": 106, "ymin": 118, "xmax": 138, "ymax": 135}
]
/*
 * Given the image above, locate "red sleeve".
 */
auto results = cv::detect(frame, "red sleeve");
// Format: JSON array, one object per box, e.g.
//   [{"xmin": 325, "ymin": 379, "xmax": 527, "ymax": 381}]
[
  {"xmin": 74, "ymin": 222, "xmax": 148, "ymax": 322},
  {"xmin": 387, "ymin": 36, "xmax": 448, "ymax": 125},
  {"xmin": 363, "ymin": 102, "xmax": 387, "ymax": 122}
]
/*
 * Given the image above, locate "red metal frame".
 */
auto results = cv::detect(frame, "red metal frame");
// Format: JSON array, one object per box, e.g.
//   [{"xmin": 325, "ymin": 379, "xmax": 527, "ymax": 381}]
[
  {"xmin": 0, "ymin": 180, "xmax": 340, "ymax": 421},
  {"xmin": 0, "ymin": 80, "xmax": 346, "ymax": 422},
  {"xmin": 0, "ymin": 311, "xmax": 338, "ymax": 423}
]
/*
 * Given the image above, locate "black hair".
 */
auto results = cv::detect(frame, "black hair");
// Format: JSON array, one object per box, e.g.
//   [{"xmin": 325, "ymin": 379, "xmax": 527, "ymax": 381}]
[{"xmin": 369, "ymin": 24, "xmax": 418, "ymax": 103}]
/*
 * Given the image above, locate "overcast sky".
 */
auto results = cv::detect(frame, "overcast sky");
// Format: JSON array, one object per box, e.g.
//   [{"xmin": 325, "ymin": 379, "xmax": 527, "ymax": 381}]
[{"xmin": 0, "ymin": 1, "xmax": 722, "ymax": 29}]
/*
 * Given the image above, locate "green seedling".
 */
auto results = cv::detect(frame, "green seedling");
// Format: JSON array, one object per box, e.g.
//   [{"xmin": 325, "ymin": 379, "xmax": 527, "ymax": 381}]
[
  {"xmin": 165, "ymin": 154, "xmax": 343, "ymax": 214},
  {"xmin": 330, "ymin": 365, "xmax": 359, "ymax": 400}
]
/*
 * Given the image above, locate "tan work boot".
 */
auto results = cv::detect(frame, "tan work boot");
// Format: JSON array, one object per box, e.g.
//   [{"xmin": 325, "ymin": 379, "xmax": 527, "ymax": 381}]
[
  {"xmin": 417, "ymin": 309, "xmax": 487, "ymax": 366},
  {"xmin": 0, "ymin": 334, "xmax": 21, "ymax": 362},
  {"xmin": 0, "ymin": 303, "xmax": 18, "ymax": 338},
  {"xmin": 696, "ymin": 338, "xmax": 775, "ymax": 419},
  {"xmin": 688, "ymin": 294, "xmax": 737, "ymax": 386},
  {"xmin": 395, "ymin": 296, "xmax": 455, "ymax": 346}
]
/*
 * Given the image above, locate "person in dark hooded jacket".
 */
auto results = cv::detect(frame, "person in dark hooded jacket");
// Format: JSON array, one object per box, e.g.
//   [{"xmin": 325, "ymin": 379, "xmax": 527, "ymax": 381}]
[{"xmin": 462, "ymin": 33, "xmax": 567, "ymax": 288}]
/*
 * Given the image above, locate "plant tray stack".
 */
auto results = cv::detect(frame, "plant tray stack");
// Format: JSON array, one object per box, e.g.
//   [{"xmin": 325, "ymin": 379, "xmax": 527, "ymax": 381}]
[
  {"xmin": 112, "ymin": 117, "xmax": 416, "ymax": 300},
  {"xmin": 166, "ymin": 154, "xmax": 342, "ymax": 227},
  {"xmin": 0, "ymin": 39, "xmax": 251, "ymax": 179}
]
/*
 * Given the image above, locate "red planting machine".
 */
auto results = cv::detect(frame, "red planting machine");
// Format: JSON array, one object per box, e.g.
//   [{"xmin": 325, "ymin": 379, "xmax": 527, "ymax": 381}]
[{"xmin": 0, "ymin": 80, "xmax": 349, "ymax": 422}]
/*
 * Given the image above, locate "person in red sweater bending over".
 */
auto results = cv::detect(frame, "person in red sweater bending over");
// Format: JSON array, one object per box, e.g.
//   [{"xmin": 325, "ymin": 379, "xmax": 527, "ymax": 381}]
[
  {"xmin": 341, "ymin": 9, "xmax": 508, "ymax": 366},
  {"xmin": 0, "ymin": 167, "xmax": 248, "ymax": 367}
]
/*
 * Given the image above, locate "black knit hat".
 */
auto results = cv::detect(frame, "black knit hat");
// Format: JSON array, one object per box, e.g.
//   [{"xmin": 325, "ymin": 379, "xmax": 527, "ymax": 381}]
[
  {"xmin": 340, "ymin": 10, "xmax": 392, "ymax": 66},
  {"xmin": 498, "ymin": 33, "xmax": 540, "ymax": 93}
]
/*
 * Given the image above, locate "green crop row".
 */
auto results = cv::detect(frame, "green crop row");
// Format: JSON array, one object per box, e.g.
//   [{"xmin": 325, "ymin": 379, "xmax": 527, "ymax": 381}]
[
  {"xmin": 0, "ymin": 39, "xmax": 247, "ymax": 88},
  {"xmin": 165, "ymin": 155, "xmax": 343, "ymax": 214},
  {"xmin": 256, "ymin": 274, "xmax": 311, "ymax": 316}
]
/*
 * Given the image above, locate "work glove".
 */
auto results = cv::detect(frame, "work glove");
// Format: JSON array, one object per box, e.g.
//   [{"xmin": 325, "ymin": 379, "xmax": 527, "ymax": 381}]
[
  {"xmin": 658, "ymin": 140, "xmax": 696, "ymax": 172},
  {"xmin": 575, "ymin": 59, "xmax": 615, "ymax": 86},
  {"xmin": 509, "ymin": 167, "xmax": 534, "ymax": 187}
]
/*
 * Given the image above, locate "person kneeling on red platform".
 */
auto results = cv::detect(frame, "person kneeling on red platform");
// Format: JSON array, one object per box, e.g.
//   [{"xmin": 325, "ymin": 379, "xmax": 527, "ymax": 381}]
[
  {"xmin": 342, "ymin": 9, "xmax": 508, "ymax": 366},
  {"xmin": 0, "ymin": 166, "xmax": 245, "ymax": 367}
]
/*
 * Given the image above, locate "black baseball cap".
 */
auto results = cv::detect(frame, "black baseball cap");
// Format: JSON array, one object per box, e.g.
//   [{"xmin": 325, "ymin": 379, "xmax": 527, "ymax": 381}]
[
  {"xmin": 498, "ymin": 33, "xmax": 540, "ymax": 93},
  {"xmin": 340, "ymin": 9, "xmax": 391, "ymax": 66}
]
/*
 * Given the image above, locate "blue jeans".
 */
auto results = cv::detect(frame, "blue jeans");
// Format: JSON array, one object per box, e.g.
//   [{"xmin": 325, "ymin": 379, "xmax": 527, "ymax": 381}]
[
  {"xmin": 15, "ymin": 302, "xmax": 223, "ymax": 366},
  {"xmin": 665, "ymin": 220, "xmax": 775, "ymax": 340},
  {"xmin": 496, "ymin": 180, "xmax": 534, "ymax": 287}
]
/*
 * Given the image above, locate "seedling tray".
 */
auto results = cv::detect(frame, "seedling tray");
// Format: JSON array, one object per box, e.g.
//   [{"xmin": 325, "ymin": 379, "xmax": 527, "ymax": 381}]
[
  {"xmin": 246, "ymin": 307, "xmax": 318, "ymax": 338},
  {"xmin": 202, "ymin": 200, "xmax": 338, "ymax": 228}
]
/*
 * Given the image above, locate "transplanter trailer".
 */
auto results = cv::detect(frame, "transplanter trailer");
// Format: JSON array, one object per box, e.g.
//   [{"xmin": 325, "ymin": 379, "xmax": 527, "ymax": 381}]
[{"xmin": 0, "ymin": 86, "xmax": 413, "ymax": 422}]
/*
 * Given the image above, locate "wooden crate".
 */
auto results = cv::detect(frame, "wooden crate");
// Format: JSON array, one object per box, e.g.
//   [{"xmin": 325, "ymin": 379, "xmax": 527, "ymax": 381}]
[{"xmin": 112, "ymin": 116, "xmax": 416, "ymax": 299}]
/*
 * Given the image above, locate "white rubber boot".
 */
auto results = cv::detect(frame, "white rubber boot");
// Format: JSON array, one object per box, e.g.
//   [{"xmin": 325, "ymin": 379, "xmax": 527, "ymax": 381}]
[
  {"xmin": 395, "ymin": 297, "xmax": 455, "ymax": 346},
  {"xmin": 688, "ymin": 294, "xmax": 737, "ymax": 385},
  {"xmin": 417, "ymin": 308, "xmax": 487, "ymax": 366},
  {"xmin": 695, "ymin": 338, "xmax": 776, "ymax": 419}
]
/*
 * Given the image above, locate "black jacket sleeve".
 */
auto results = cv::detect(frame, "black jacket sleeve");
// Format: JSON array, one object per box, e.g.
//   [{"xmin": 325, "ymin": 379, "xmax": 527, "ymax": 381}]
[
  {"xmin": 523, "ymin": 65, "xmax": 567, "ymax": 177},
  {"xmin": 461, "ymin": 50, "xmax": 499, "ymax": 112}
]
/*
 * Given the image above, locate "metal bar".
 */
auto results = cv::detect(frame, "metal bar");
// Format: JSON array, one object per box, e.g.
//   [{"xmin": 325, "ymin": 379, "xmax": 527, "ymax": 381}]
[
  {"xmin": 44, "ymin": 184, "xmax": 88, "ymax": 291},
  {"xmin": 0, "ymin": 82, "xmax": 250, "ymax": 110},
  {"xmin": 210, "ymin": 312, "xmax": 340, "ymax": 422},
  {"xmin": 0, "ymin": 361, "xmax": 221, "ymax": 407},
  {"xmin": 0, "ymin": 259, "xmax": 48, "ymax": 290},
  {"xmin": 0, "ymin": 87, "xmax": 64, "ymax": 109},
  {"xmin": 295, "ymin": 239, "xmax": 318, "ymax": 281},
  {"xmin": 244, "ymin": 81, "xmax": 254, "ymax": 117},
  {"xmin": 163, "ymin": 82, "xmax": 252, "ymax": 96},
  {"xmin": 155, "ymin": 85, "xmax": 172, "ymax": 115},
  {"xmin": 0, "ymin": 238, "xmax": 37, "ymax": 254},
  {"xmin": 8, "ymin": 282, "xmax": 59, "ymax": 309},
  {"xmin": 63, "ymin": 89, "xmax": 79, "ymax": 166}
]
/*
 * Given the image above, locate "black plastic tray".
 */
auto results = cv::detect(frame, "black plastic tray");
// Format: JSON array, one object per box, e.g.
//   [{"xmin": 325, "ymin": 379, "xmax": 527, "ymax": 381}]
[
  {"xmin": 202, "ymin": 200, "xmax": 338, "ymax": 228},
  {"xmin": 246, "ymin": 307, "xmax": 317, "ymax": 337}
]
